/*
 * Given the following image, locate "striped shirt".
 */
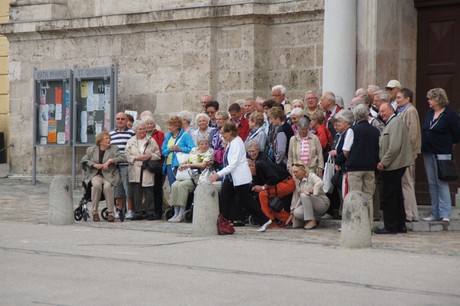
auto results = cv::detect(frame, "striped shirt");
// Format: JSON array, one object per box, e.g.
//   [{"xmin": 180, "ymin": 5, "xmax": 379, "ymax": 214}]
[{"xmin": 110, "ymin": 128, "xmax": 135, "ymax": 155}]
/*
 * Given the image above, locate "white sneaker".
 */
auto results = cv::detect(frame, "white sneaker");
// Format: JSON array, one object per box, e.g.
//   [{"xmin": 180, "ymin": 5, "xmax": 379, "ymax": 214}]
[
  {"xmin": 115, "ymin": 212, "xmax": 120, "ymax": 220},
  {"xmin": 422, "ymin": 216, "xmax": 440, "ymax": 221},
  {"xmin": 168, "ymin": 215, "xmax": 178, "ymax": 222},
  {"xmin": 257, "ymin": 219, "xmax": 272, "ymax": 232},
  {"xmin": 442, "ymin": 218, "xmax": 450, "ymax": 222},
  {"xmin": 125, "ymin": 211, "xmax": 134, "ymax": 220}
]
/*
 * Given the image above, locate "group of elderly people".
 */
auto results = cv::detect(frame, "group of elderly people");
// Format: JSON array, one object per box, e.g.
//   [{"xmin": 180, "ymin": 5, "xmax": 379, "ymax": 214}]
[{"xmin": 81, "ymin": 85, "xmax": 459, "ymax": 235}]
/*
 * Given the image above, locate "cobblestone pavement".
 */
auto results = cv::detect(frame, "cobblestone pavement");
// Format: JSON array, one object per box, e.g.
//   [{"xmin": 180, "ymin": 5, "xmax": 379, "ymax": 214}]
[{"xmin": 1, "ymin": 177, "xmax": 460, "ymax": 257}]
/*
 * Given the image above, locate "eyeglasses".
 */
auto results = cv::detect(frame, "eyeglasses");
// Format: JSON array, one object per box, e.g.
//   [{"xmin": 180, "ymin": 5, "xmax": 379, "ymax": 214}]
[{"xmin": 116, "ymin": 118, "xmax": 126, "ymax": 120}]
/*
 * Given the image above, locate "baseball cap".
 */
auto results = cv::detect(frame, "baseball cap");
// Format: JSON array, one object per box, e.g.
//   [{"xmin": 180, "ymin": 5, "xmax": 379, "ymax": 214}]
[{"xmin": 385, "ymin": 80, "xmax": 401, "ymax": 89}]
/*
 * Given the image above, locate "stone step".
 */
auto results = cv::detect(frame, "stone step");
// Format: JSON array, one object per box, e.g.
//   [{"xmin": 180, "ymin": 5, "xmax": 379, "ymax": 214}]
[{"xmin": 318, "ymin": 218, "xmax": 460, "ymax": 232}]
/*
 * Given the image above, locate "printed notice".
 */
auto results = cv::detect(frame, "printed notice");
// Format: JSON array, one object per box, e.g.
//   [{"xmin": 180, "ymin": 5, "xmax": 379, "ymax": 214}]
[
  {"xmin": 57, "ymin": 132, "xmax": 66, "ymax": 145},
  {"xmin": 55, "ymin": 87, "xmax": 62, "ymax": 104},
  {"xmin": 81, "ymin": 81, "xmax": 88, "ymax": 98},
  {"xmin": 48, "ymin": 120, "xmax": 57, "ymax": 143},
  {"xmin": 39, "ymin": 104, "xmax": 49, "ymax": 137},
  {"xmin": 80, "ymin": 111, "xmax": 88, "ymax": 143}
]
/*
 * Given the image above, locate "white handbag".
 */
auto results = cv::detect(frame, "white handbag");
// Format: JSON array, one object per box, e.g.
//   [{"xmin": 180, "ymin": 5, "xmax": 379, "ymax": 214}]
[
  {"xmin": 322, "ymin": 155, "xmax": 335, "ymax": 194},
  {"xmin": 175, "ymin": 168, "xmax": 192, "ymax": 181}
]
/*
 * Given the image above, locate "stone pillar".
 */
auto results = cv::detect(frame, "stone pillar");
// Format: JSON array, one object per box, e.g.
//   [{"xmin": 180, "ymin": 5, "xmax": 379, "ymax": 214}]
[
  {"xmin": 322, "ymin": 0, "xmax": 357, "ymax": 108},
  {"xmin": 192, "ymin": 182, "xmax": 219, "ymax": 236},
  {"xmin": 340, "ymin": 190, "xmax": 372, "ymax": 248},
  {"xmin": 48, "ymin": 175, "xmax": 74, "ymax": 225}
]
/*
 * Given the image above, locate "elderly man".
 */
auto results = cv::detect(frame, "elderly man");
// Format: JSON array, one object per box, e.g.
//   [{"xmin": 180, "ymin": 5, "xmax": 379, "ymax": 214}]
[
  {"xmin": 372, "ymin": 90, "xmax": 390, "ymax": 119},
  {"xmin": 385, "ymin": 80, "xmax": 401, "ymax": 111},
  {"xmin": 396, "ymin": 88, "xmax": 421, "ymax": 222},
  {"xmin": 305, "ymin": 90, "xmax": 320, "ymax": 119},
  {"xmin": 342, "ymin": 104, "xmax": 380, "ymax": 226},
  {"xmin": 320, "ymin": 91, "xmax": 343, "ymax": 137},
  {"xmin": 271, "ymin": 85, "xmax": 291, "ymax": 115},
  {"xmin": 375, "ymin": 102, "xmax": 414, "ymax": 234},
  {"xmin": 110, "ymin": 112, "xmax": 136, "ymax": 220},
  {"xmin": 200, "ymin": 94, "xmax": 213, "ymax": 112},
  {"xmin": 244, "ymin": 98, "xmax": 255, "ymax": 119}
]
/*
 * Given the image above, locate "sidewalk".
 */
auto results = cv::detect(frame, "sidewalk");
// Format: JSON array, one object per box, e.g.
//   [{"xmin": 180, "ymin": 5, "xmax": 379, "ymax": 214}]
[{"xmin": 1, "ymin": 177, "xmax": 460, "ymax": 257}]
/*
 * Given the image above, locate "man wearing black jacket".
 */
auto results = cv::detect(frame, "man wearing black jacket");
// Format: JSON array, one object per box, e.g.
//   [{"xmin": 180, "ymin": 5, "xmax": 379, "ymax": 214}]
[{"xmin": 248, "ymin": 158, "xmax": 294, "ymax": 225}]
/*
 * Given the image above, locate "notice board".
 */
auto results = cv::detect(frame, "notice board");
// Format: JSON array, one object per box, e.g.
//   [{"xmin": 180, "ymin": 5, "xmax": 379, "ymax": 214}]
[{"xmin": 33, "ymin": 69, "xmax": 72, "ymax": 146}]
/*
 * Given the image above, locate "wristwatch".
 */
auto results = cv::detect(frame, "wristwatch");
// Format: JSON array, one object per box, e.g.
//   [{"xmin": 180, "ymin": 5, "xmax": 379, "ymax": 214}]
[{"xmin": 261, "ymin": 185, "xmax": 266, "ymax": 190}]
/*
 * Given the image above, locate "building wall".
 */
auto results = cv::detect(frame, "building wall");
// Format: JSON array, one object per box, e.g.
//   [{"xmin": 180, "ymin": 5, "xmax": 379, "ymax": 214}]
[
  {"xmin": 0, "ymin": 0, "xmax": 10, "ymax": 160},
  {"xmin": 0, "ymin": 0, "xmax": 325, "ymax": 176}
]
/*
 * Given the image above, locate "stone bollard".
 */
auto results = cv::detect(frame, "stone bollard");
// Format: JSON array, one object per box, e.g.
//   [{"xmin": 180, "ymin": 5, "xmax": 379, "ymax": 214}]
[
  {"xmin": 48, "ymin": 175, "xmax": 74, "ymax": 225},
  {"xmin": 340, "ymin": 190, "xmax": 371, "ymax": 248},
  {"xmin": 192, "ymin": 181, "xmax": 219, "ymax": 236}
]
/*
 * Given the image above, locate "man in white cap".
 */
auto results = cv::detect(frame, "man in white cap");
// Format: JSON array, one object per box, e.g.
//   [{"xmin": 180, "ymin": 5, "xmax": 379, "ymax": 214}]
[{"xmin": 385, "ymin": 80, "xmax": 401, "ymax": 111}]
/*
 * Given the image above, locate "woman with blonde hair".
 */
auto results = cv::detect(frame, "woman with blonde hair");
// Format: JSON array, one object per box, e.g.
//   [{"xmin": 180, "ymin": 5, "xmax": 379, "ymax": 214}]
[{"xmin": 290, "ymin": 163, "xmax": 330, "ymax": 229}]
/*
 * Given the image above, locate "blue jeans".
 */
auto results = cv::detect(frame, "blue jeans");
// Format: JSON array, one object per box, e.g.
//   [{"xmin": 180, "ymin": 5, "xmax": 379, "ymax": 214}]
[{"xmin": 423, "ymin": 153, "xmax": 451, "ymax": 218}]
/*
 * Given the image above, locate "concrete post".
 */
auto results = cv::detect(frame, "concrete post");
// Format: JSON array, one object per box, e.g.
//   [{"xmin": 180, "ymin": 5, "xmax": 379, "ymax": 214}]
[
  {"xmin": 322, "ymin": 0, "xmax": 357, "ymax": 108},
  {"xmin": 48, "ymin": 175, "xmax": 74, "ymax": 225},
  {"xmin": 340, "ymin": 190, "xmax": 372, "ymax": 248},
  {"xmin": 192, "ymin": 181, "xmax": 219, "ymax": 236}
]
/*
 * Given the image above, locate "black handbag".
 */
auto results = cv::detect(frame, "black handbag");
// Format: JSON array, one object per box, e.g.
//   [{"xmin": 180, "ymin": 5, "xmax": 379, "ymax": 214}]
[
  {"xmin": 436, "ymin": 157, "xmax": 459, "ymax": 182},
  {"xmin": 429, "ymin": 132, "xmax": 459, "ymax": 182},
  {"xmin": 269, "ymin": 185, "xmax": 284, "ymax": 213},
  {"xmin": 142, "ymin": 160, "xmax": 162, "ymax": 173}
]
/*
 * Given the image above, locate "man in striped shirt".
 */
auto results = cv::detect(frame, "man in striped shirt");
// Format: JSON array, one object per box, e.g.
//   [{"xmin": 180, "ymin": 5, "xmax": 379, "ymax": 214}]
[{"xmin": 110, "ymin": 112, "xmax": 136, "ymax": 220}]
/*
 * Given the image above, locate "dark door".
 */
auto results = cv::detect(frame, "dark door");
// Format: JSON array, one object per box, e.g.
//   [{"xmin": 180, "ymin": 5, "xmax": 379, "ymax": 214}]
[{"xmin": 415, "ymin": 0, "xmax": 460, "ymax": 204}]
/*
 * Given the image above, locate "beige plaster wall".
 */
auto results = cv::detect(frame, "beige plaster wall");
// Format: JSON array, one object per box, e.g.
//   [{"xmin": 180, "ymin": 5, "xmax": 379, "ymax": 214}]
[{"xmin": 0, "ymin": 0, "xmax": 11, "ymax": 161}]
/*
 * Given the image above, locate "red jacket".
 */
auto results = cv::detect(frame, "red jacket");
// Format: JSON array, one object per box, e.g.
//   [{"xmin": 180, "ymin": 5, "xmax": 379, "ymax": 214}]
[
  {"xmin": 152, "ymin": 129, "xmax": 165, "ymax": 165},
  {"xmin": 233, "ymin": 116, "xmax": 250, "ymax": 142}
]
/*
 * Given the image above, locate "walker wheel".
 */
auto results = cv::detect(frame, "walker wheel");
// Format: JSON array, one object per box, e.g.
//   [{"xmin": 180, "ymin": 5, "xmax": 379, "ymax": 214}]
[
  {"xmin": 101, "ymin": 207, "xmax": 108, "ymax": 221},
  {"xmin": 74, "ymin": 207, "xmax": 83, "ymax": 221}
]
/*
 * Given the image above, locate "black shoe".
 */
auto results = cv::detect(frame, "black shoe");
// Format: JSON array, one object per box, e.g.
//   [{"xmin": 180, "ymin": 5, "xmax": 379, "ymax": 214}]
[
  {"xmin": 146, "ymin": 214, "xmax": 157, "ymax": 221},
  {"xmin": 131, "ymin": 214, "xmax": 143, "ymax": 221},
  {"xmin": 405, "ymin": 219, "xmax": 412, "ymax": 223},
  {"xmin": 232, "ymin": 220, "xmax": 245, "ymax": 227},
  {"xmin": 374, "ymin": 228, "xmax": 397, "ymax": 235},
  {"xmin": 398, "ymin": 226, "xmax": 407, "ymax": 233}
]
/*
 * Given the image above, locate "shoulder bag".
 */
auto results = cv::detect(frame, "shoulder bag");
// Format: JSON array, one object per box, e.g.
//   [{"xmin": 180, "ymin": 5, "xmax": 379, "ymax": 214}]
[{"xmin": 429, "ymin": 130, "xmax": 459, "ymax": 182}]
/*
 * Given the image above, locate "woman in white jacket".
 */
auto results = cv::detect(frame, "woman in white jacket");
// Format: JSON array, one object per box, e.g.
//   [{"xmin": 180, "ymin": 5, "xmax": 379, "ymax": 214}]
[
  {"xmin": 290, "ymin": 163, "xmax": 330, "ymax": 230},
  {"xmin": 210, "ymin": 121, "xmax": 272, "ymax": 232}
]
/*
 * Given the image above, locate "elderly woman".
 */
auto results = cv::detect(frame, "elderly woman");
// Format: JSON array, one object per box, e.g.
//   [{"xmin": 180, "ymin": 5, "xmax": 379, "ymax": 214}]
[
  {"xmin": 168, "ymin": 136, "xmax": 214, "ymax": 222},
  {"xmin": 191, "ymin": 113, "xmax": 214, "ymax": 146},
  {"xmin": 81, "ymin": 131, "xmax": 126, "ymax": 222},
  {"xmin": 177, "ymin": 110, "xmax": 196, "ymax": 135},
  {"xmin": 162, "ymin": 116, "xmax": 195, "ymax": 186},
  {"xmin": 144, "ymin": 115, "xmax": 166, "ymax": 218},
  {"xmin": 422, "ymin": 88, "xmax": 460, "ymax": 222},
  {"xmin": 266, "ymin": 106, "xmax": 294, "ymax": 168},
  {"xmin": 327, "ymin": 109, "xmax": 354, "ymax": 219},
  {"xmin": 208, "ymin": 110, "xmax": 228, "ymax": 169},
  {"xmin": 245, "ymin": 111, "xmax": 267, "ymax": 150},
  {"xmin": 290, "ymin": 163, "xmax": 330, "ymax": 229},
  {"xmin": 309, "ymin": 109, "xmax": 333, "ymax": 158},
  {"xmin": 287, "ymin": 117, "xmax": 323, "ymax": 177},
  {"xmin": 125, "ymin": 120, "xmax": 161, "ymax": 221},
  {"xmin": 246, "ymin": 138, "xmax": 268, "ymax": 162},
  {"xmin": 290, "ymin": 107, "xmax": 305, "ymax": 134},
  {"xmin": 210, "ymin": 122, "xmax": 272, "ymax": 232},
  {"xmin": 291, "ymin": 99, "xmax": 304, "ymax": 110}
]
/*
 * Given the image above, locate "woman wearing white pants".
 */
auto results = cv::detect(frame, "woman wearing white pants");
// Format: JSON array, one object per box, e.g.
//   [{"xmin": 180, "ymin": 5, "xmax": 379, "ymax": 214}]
[{"xmin": 290, "ymin": 163, "xmax": 330, "ymax": 229}]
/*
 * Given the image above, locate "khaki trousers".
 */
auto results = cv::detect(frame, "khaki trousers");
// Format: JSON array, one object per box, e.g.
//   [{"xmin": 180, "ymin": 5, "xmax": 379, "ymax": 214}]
[
  {"xmin": 345, "ymin": 171, "xmax": 375, "ymax": 226},
  {"xmin": 401, "ymin": 165, "xmax": 419, "ymax": 221},
  {"xmin": 91, "ymin": 175, "xmax": 114, "ymax": 214}
]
